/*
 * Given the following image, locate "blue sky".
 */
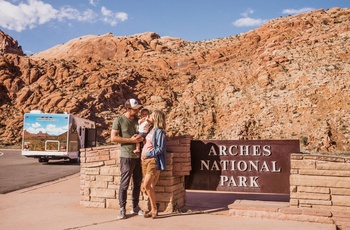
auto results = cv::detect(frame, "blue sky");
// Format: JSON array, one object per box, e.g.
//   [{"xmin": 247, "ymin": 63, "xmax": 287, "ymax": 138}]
[{"xmin": 0, "ymin": 0, "xmax": 348, "ymax": 55}]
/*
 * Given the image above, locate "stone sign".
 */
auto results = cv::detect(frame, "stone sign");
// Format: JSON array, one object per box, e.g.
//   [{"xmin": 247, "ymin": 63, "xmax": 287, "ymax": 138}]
[{"xmin": 185, "ymin": 140, "xmax": 300, "ymax": 194}]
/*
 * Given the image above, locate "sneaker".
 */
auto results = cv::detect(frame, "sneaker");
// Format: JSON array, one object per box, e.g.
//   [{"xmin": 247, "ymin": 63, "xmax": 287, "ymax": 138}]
[
  {"xmin": 118, "ymin": 208, "xmax": 126, "ymax": 219},
  {"xmin": 130, "ymin": 205, "xmax": 145, "ymax": 215}
]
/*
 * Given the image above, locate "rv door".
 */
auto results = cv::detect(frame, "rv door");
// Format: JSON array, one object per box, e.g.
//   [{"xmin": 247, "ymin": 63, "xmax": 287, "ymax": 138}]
[{"xmin": 79, "ymin": 126, "xmax": 86, "ymax": 149}]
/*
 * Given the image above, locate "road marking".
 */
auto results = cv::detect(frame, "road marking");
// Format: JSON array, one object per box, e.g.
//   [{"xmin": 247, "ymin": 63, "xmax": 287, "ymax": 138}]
[{"xmin": 0, "ymin": 152, "xmax": 4, "ymax": 157}]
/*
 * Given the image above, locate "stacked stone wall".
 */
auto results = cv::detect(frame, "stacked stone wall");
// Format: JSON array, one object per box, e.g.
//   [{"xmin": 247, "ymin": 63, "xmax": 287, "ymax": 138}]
[
  {"xmin": 80, "ymin": 136, "xmax": 192, "ymax": 212},
  {"xmin": 290, "ymin": 153, "xmax": 350, "ymax": 212}
]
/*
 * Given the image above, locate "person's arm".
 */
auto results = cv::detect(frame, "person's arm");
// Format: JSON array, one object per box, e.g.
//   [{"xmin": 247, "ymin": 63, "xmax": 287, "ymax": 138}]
[
  {"xmin": 111, "ymin": 129, "xmax": 143, "ymax": 144},
  {"xmin": 145, "ymin": 130, "xmax": 166, "ymax": 157},
  {"xmin": 146, "ymin": 115, "xmax": 151, "ymax": 124}
]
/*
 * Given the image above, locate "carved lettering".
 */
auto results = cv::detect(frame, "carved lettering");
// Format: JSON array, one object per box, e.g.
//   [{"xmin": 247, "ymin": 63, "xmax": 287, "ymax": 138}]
[
  {"xmin": 252, "ymin": 145, "xmax": 262, "ymax": 156},
  {"xmin": 190, "ymin": 140, "xmax": 298, "ymax": 194},
  {"xmin": 250, "ymin": 176, "xmax": 259, "ymax": 187},
  {"xmin": 263, "ymin": 145, "xmax": 272, "ymax": 156},
  {"xmin": 237, "ymin": 161, "xmax": 248, "ymax": 171},
  {"xmin": 261, "ymin": 161, "xmax": 270, "ymax": 172},
  {"xmin": 211, "ymin": 161, "xmax": 220, "ymax": 171},
  {"xmin": 229, "ymin": 145, "xmax": 238, "ymax": 156},
  {"xmin": 220, "ymin": 176, "xmax": 260, "ymax": 188},
  {"xmin": 208, "ymin": 146, "xmax": 218, "ymax": 156},
  {"xmin": 210, "ymin": 145, "xmax": 272, "ymax": 156},
  {"xmin": 219, "ymin": 145, "xmax": 227, "ymax": 155},
  {"xmin": 240, "ymin": 145, "xmax": 250, "ymax": 155},
  {"xmin": 200, "ymin": 160, "xmax": 210, "ymax": 170},
  {"xmin": 201, "ymin": 160, "xmax": 281, "ymax": 173},
  {"xmin": 271, "ymin": 161, "xmax": 281, "ymax": 172}
]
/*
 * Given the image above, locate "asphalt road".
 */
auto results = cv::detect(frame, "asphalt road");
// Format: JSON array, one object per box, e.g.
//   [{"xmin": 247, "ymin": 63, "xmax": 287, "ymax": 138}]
[{"xmin": 0, "ymin": 149, "xmax": 80, "ymax": 194}]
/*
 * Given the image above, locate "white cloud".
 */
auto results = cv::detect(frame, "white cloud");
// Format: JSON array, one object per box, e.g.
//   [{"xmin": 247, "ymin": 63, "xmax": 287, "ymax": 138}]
[
  {"xmin": 27, "ymin": 122, "xmax": 45, "ymax": 134},
  {"xmin": 241, "ymin": 8, "xmax": 255, "ymax": 17},
  {"xmin": 0, "ymin": 0, "xmax": 58, "ymax": 31},
  {"xmin": 101, "ymin": 6, "xmax": 113, "ymax": 17},
  {"xmin": 116, "ymin": 12, "xmax": 128, "ymax": 21},
  {"xmin": 32, "ymin": 122, "xmax": 41, "ymax": 128},
  {"xmin": 89, "ymin": 0, "xmax": 98, "ymax": 7},
  {"xmin": 58, "ymin": 6, "xmax": 97, "ymax": 22},
  {"xmin": 233, "ymin": 17, "xmax": 267, "ymax": 27},
  {"xmin": 0, "ymin": 0, "xmax": 127, "ymax": 32},
  {"xmin": 233, "ymin": 8, "xmax": 267, "ymax": 27},
  {"xmin": 46, "ymin": 124, "xmax": 67, "ymax": 136},
  {"xmin": 282, "ymin": 7, "xmax": 315, "ymax": 15},
  {"xmin": 27, "ymin": 126, "xmax": 46, "ymax": 134},
  {"xmin": 101, "ymin": 6, "xmax": 128, "ymax": 26}
]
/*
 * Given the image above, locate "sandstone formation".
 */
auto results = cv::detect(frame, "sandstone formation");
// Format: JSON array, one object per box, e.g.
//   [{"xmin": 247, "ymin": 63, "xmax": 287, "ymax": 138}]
[
  {"xmin": 0, "ymin": 30, "xmax": 24, "ymax": 56},
  {"xmin": 0, "ymin": 8, "xmax": 349, "ymax": 154}
]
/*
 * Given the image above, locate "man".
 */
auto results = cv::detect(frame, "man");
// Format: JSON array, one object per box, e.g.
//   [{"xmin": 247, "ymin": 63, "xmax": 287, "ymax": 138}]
[{"xmin": 111, "ymin": 98, "xmax": 145, "ymax": 219}]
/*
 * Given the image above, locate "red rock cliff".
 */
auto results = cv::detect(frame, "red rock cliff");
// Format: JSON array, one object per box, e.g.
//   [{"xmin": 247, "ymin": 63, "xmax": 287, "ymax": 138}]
[{"xmin": 1, "ymin": 8, "xmax": 349, "ymax": 154}]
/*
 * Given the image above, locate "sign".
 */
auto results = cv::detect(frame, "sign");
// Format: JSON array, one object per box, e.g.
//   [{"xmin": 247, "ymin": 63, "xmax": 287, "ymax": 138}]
[{"xmin": 185, "ymin": 140, "xmax": 300, "ymax": 194}]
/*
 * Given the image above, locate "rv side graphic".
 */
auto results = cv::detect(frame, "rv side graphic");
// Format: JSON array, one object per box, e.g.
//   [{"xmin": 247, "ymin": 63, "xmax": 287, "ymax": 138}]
[{"xmin": 22, "ymin": 110, "xmax": 96, "ymax": 163}]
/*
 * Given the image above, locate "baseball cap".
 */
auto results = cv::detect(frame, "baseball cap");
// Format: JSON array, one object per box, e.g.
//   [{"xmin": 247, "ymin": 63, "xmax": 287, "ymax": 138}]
[{"xmin": 125, "ymin": 98, "xmax": 142, "ymax": 109}]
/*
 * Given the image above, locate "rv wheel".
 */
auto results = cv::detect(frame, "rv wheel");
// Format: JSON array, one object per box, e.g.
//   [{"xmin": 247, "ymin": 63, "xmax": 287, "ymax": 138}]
[
  {"xmin": 69, "ymin": 158, "xmax": 79, "ymax": 163},
  {"xmin": 38, "ymin": 158, "xmax": 49, "ymax": 163}
]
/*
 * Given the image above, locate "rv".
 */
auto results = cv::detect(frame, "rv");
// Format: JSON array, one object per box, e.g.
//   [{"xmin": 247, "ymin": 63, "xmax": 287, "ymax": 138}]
[{"xmin": 22, "ymin": 110, "xmax": 96, "ymax": 163}]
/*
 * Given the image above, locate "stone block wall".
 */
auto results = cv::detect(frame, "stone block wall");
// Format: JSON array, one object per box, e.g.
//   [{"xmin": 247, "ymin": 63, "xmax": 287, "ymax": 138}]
[
  {"xmin": 80, "ymin": 136, "xmax": 192, "ymax": 212},
  {"xmin": 290, "ymin": 153, "xmax": 350, "ymax": 212}
]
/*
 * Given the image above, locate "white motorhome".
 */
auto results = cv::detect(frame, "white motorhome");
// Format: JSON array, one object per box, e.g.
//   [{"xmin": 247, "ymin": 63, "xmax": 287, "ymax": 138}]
[{"xmin": 22, "ymin": 110, "xmax": 96, "ymax": 163}]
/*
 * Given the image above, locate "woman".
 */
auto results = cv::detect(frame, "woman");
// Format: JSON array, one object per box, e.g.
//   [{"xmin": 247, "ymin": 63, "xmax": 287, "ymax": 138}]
[{"xmin": 141, "ymin": 110, "xmax": 167, "ymax": 219}]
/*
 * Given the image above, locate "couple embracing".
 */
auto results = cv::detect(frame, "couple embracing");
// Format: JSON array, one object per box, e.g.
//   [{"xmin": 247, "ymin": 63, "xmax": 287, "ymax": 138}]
[{"xmin": 110, "ymin": 98, "xmax": 167, "ymax": 220}]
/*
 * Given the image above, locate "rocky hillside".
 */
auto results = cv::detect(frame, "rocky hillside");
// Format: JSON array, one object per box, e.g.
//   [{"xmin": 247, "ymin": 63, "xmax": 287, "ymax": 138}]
[{"xmin": 1, "ymin": 8, "xmax": 349, "ymax": 154}]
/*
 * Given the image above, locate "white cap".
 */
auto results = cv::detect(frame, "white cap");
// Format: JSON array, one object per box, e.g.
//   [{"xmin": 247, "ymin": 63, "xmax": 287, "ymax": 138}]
[{"xmin": 125, "ymin": 98, "xmax": 142, "ymax": 109}]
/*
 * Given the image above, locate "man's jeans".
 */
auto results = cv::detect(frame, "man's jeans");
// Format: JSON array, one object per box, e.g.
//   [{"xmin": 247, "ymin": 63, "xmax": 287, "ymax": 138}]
[{"xmin": 118, "ymin": 157, "xmax": 142, "ymax": 209}]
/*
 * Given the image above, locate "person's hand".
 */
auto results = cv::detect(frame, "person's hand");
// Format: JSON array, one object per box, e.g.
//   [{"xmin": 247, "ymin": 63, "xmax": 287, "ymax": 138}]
[
  {"xmin": 147, "ymin": 115, "xmax": 154, "ymax": 124},
  {"xmin": 131, "ymin": 134, "xmax": 144, "ymax": 143},
  {"xmin": 141, "ymin": 154, "xmax": 147, "ymax": 160}
]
